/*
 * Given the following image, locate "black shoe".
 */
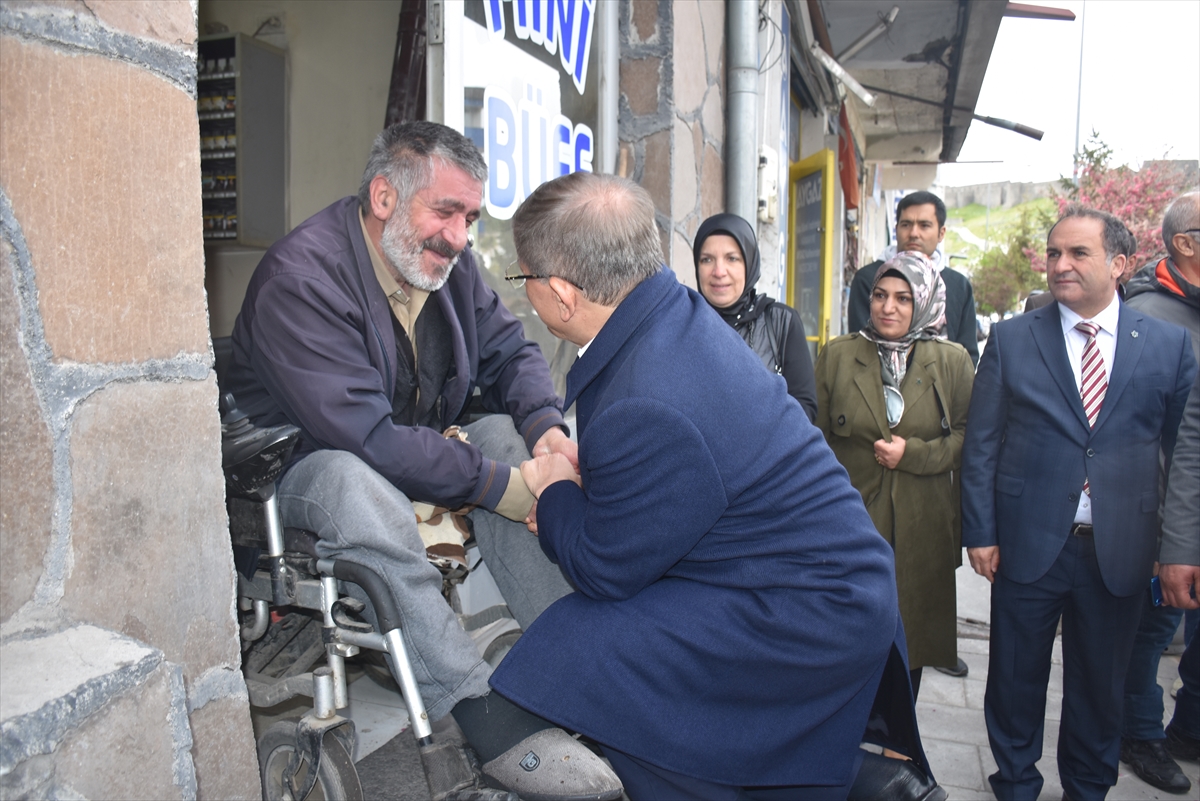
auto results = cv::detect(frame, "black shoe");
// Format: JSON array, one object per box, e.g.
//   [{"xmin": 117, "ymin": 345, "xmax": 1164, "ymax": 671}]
[
  {"xmin": 1166, "ymin": 722, "xmax": 1200, "ymax": 763},
  {"xmin": 934, "ymin": 657, "xmax": 969, "ymax": 678},
  {"xmin": 848, "ymin": 752, "xmax": 947, "ymax": 801},
  {"xmin": 1120, "ymin": 738, "xmax": 1192, "ymax": 794}
]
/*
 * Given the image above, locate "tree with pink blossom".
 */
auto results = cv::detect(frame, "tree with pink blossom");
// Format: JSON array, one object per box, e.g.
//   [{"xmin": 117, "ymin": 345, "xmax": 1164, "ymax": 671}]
[{"xmin": 1026, "ymin": 133, "xmax": 1186, "ymax": 276}]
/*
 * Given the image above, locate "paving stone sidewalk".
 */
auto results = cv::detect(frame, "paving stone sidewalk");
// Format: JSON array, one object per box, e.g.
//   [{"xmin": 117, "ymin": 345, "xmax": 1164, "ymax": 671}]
[
  {"xmin": 345, "ymin": 558, "xmax": 1196, "ymax": 800},
  {"xmin": 918, "ymin": 564, "xmax": 1197, "ymax": 800}
]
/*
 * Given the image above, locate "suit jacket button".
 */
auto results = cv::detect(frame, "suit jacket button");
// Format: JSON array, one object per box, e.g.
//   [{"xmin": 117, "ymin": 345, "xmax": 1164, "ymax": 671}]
[
  {"xmin": 837, "ymin": 415, "xmax": 846, "ymax": 426},
  {"xmin": 1086, "ymin": 448, "xmax": 1095, "ymax": 457},
  {"xmin": 1069, "ymin": 493, "xmax": 1078, "ymax": 502}
]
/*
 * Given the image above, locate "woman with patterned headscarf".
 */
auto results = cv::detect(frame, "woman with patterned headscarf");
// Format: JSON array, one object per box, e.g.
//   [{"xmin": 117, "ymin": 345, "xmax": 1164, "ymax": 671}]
[{"xmin": 814, "ymin": 251, "xmax": 975, "ymax": 699}]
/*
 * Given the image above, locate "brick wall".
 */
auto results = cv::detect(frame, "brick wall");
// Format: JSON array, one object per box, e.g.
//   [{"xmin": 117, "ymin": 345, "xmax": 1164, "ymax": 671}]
[
  {"xmin": 0, "ymin": 2, "xmax": 258, "ymax": 797},
  {"xmin": 618, "ymin": 0, "xmax": 725, "ymax": 288}
]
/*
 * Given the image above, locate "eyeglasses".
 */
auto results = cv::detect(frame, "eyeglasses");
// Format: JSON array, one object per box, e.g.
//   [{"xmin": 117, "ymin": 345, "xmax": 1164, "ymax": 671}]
[
  {"xmin": 503, "ymin": 260, "xmax": 551, "ymax": 288},
  {"xmin": 502, "ymin": 261, "xmax": 581, "ymax": 290}
]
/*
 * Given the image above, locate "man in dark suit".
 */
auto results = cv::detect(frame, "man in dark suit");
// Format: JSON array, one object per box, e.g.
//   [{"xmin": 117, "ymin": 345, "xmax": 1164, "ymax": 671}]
[
  {"xmin": 848, "ymin": 191, "xmax": 979, "ymax": 366},
  {"xmin": 961, "ymin": 205, "xmax": 1196, "ymax": 800}
]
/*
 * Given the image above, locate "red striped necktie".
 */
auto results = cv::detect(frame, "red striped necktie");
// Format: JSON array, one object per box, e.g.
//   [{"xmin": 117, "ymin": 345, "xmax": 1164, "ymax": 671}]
[{"xmin": 1076, "ymin": 321, "xmax": 1107, "ymax": 495}]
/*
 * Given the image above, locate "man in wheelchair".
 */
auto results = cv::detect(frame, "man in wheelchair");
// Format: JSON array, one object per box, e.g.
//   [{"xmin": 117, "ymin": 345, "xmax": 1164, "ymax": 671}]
[{"xmin": 224, "ymin": 121, "xmax": 622, "ymax": 801}]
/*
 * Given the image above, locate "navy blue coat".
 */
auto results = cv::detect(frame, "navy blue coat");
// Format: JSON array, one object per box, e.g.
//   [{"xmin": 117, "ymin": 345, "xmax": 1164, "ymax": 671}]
[
  {"xmin": 225, "ymin": 197, "xmax": 564, "ymax": 511},
  {"xmin": 961, "ymin": 300, "xmax": 1195, "ymax": 596},
  {"xmin": 490, "ymin": 270, "xmax": 907, "ymax": 786}
]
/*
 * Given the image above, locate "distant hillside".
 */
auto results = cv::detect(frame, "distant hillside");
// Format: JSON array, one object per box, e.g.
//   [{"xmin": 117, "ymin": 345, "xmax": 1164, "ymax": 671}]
[
  {"xmin": 943, "ymin": 196, "xmax": 1055, "ymax": 280},
  {"xmin": 940, "ymin": 181, "xmax": 1057, "ymax": 210}
]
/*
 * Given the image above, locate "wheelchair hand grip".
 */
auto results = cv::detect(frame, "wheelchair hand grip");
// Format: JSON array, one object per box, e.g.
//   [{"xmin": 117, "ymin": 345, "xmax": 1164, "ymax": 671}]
[{"xmin": 330, "ymin": 560, "xmax": 403, "ymax": 636}]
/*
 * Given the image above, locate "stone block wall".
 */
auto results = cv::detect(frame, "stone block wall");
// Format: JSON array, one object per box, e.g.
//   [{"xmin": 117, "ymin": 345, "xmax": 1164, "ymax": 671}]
[
  {"xmin": 0, "ymin": 2, "xmax": 259, "ymax": 798},
  {"xmin": 618, "ymin": 0, "xmax": 725, "ymax": 287}
]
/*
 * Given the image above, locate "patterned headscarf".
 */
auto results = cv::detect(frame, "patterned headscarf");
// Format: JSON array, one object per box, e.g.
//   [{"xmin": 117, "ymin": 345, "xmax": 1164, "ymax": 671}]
[{"xmin": 858, "ymin": 251, "xmax": 947, "ymax": 412}]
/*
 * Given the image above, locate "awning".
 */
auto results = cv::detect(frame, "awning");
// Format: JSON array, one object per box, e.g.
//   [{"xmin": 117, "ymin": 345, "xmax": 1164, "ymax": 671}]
[{"xmin": 812, "ymin": 0, "xmax": 1008, "ymax": 164}]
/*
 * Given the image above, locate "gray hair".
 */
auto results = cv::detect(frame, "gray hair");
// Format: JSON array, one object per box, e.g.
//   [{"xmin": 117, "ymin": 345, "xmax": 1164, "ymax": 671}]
[
  {"xmin": 511, "ymin": 172, "xmax": 663, "ymax": 305},
  {"xmin": 357, "ymin": 121, "xmax": 487, "ymax": 208},
  {"xmin": 1049, "ymin": 205, "xmax": 1136, "ymax": 264},
  {"xmin": 1162, "ymin": 192, "xmax": 1200, "ymax": 258}
]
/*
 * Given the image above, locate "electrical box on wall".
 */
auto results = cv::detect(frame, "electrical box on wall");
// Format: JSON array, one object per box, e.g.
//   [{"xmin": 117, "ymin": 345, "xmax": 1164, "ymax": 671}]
[{"xmin": 758, "ymin": 147, "xmax": 778, "ymax": 223}]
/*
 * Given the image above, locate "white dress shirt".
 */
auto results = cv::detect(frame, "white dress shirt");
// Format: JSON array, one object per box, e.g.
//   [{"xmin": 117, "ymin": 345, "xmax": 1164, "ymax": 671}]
[{"xmin": 1058, "ymin": 293, "xmax": 1121, "ymax": 524}]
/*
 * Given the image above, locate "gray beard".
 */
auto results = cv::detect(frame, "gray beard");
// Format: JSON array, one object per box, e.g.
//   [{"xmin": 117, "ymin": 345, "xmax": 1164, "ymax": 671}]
[{"xmin": 380, "ymin": 213, "xmax": 460, "ymax": 292}]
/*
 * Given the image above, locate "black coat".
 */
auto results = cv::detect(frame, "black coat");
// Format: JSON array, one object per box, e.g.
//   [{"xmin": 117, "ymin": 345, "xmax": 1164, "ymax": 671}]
[{"xmin": 692, "ymin": 213, "xmax": 817, "ymax": 419}]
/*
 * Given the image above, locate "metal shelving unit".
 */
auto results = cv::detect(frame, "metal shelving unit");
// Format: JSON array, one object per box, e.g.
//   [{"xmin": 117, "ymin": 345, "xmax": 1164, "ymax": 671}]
[{"xmin": 198, "ymin": 33, "xmax": 285, "ymax": 247}]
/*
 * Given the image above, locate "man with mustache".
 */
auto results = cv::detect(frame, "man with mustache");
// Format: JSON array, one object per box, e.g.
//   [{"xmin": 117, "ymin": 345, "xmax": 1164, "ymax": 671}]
[{"xmin": 225, "ymin": 121, "xmax": 622, "ymax": 800}]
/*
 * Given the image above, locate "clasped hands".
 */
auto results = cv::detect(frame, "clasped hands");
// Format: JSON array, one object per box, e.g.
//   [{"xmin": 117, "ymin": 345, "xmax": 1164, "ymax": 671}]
[{"xmin": 520, "ymin": 427, "xmax": 581, "ymax": 533}]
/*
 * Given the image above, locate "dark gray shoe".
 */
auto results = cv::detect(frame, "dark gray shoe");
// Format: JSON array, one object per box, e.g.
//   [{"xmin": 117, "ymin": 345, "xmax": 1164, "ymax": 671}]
[
  {"xmin": 1120, "ymin": 738, "xmax": 1192, "ymax": 794},
  {"xmin": 481, "ymin": 729, "xmax": 623, "ymax": 801}
]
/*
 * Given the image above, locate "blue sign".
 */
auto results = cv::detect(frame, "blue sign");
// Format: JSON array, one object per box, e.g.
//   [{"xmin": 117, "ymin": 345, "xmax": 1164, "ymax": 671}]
[
  {"xmin": 484, "ymin": 84, "xmax": 593, "ymax": 219},
  {"xmin": 482, "ymin": 0, "xmax": 596, "ymax": 95}
]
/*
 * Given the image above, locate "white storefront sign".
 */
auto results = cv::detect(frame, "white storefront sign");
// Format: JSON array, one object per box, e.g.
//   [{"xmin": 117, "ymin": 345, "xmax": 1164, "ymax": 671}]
[{"xmin": 472, "ymin": 0, "xmax": 596, "ymax": 220}]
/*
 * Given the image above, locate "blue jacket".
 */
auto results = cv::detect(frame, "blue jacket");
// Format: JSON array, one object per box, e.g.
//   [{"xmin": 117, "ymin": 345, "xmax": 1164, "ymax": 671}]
[
  {"xmin": 961, "ymin": 300, "xmax": 1195, "ymax": 596},
  {"xmin": 490, "ymin": 269, "xmax": 908, "ymax": 786},
  {"xmin": 225, "ymin": 197, "xmax": 564, "ymax": 510}
]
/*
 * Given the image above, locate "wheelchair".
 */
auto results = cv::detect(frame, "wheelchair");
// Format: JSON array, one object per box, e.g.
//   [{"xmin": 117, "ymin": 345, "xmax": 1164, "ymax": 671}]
[{"xmin": 220, "ymin": 390, "xmax": 521, "ymax": 801}]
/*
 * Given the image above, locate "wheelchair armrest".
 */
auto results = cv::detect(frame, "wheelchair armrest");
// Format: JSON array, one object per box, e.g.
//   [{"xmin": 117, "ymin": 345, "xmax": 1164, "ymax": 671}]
[
  {"xmin": 329, "ymin": 560, "xmax": 402, "ymax": 636},
  {"xmin": 221, "ymin": 392, "xmax": 300, "ymax": 498}
]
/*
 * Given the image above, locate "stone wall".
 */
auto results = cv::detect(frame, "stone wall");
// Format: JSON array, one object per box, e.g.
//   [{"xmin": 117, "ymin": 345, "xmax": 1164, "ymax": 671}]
[
  {"xmin": 618, "ymin": 0, "xmax": 724, "ymax": 287},
  {"xmin": 0, "ymin": 2, "xmax": 259, "ymax": 798},
  {"xmin": 939, "ymin": 180, "xmax": 1056, "ymax": 210}
]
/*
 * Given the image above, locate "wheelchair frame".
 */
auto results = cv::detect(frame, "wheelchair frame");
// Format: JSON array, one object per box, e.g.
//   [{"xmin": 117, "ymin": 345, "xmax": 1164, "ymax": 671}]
[{"xmin": 222, "ymin": 394, "xmax": 513, "ymax": 801}]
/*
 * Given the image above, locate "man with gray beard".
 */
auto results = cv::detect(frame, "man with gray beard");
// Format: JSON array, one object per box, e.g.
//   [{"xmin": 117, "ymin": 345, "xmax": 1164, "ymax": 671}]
[{"xmin": 226, "ymin": 122, "xmax": 622, "ymax": 800}]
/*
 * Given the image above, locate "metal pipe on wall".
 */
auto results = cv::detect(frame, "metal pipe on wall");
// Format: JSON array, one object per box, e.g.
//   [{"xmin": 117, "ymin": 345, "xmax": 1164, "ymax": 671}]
[
  {"xmin": 726, "ymin": 0, "xmax": 759, "ymax": 224},
  {"xmin": 597, "ymin": 0, "xmax": 619, "ymax": 175}
]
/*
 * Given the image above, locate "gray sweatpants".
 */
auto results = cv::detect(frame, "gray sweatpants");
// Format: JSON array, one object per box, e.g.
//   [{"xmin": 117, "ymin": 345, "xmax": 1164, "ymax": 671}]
[{"xmin": 277, "ymin": 415, "xmax": 572, "ymax": 722}]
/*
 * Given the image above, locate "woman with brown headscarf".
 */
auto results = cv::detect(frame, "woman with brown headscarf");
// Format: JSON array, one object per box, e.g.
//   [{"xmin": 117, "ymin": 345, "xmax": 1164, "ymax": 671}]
[{"xmin": 815, "ymin": 251, "xmax": 975, "ymax": 698}]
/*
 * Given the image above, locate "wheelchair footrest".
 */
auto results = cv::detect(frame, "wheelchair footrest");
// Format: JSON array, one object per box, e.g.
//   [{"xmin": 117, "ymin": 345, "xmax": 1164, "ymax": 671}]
[
  {"xmin": 245, "ymin": 670, "xmax": 314, "ymax": 708},
  {"xmin": 419, "ymin": 739, "xmax": 518, "ymax": 801}
]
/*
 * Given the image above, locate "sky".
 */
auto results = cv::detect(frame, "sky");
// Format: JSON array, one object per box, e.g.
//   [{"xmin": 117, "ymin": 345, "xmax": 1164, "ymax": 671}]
[{"xmin": 936, "ymin": 0, "xmax": 1200, "ymax": 188}]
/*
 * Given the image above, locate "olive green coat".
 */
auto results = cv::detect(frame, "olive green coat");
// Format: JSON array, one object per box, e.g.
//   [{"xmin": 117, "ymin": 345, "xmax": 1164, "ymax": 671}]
[{"xmin": 815, "ymin": 334, "xmax": 974, "ymax": 669}]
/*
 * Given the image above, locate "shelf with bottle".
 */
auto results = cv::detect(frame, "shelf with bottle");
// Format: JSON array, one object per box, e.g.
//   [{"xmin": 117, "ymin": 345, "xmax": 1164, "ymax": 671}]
[
  {"xmin": 197, "ymin": 54, "xmax": 236, "ymax": 80},
  {"xmin": 197, "ymin": 91, "xmax": 236, "ymax": 116},
  {"xmin": 201, "ymin": 170, "xmax": 237, "ymax": 193},
  {"xmin": 202, "ymin": 192, "xmax": 237, "ymax": 240},
  {"xmin": 197, "ymin": 32, "xmax": 283, "ymax": 247}
]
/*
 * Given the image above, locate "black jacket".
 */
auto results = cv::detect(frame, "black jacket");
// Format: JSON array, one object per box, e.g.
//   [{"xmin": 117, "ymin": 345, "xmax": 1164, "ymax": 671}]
[
  {"xmin": 732, "ymin": 298, "xmax": 817, "ymax": 421},
  {"xmin": 1124, "ymin": 257, "xmax": 1200, "ymax": 357},
  {"xmin": 848, "ymin": 260, "xmax": 979, "ymax": 367}
]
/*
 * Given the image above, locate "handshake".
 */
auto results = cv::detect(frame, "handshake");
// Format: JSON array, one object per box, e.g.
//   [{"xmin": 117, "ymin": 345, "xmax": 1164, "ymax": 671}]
[{"xmin": 518, "ymin": 427, "xmax": 581, "ymax": 533}]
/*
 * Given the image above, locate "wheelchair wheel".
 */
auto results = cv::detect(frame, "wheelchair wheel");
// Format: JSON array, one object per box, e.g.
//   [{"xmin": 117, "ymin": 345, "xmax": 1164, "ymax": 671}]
[{"xmin": 258, "ymin": 720, "xmax": 363, "ymax": 801}]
